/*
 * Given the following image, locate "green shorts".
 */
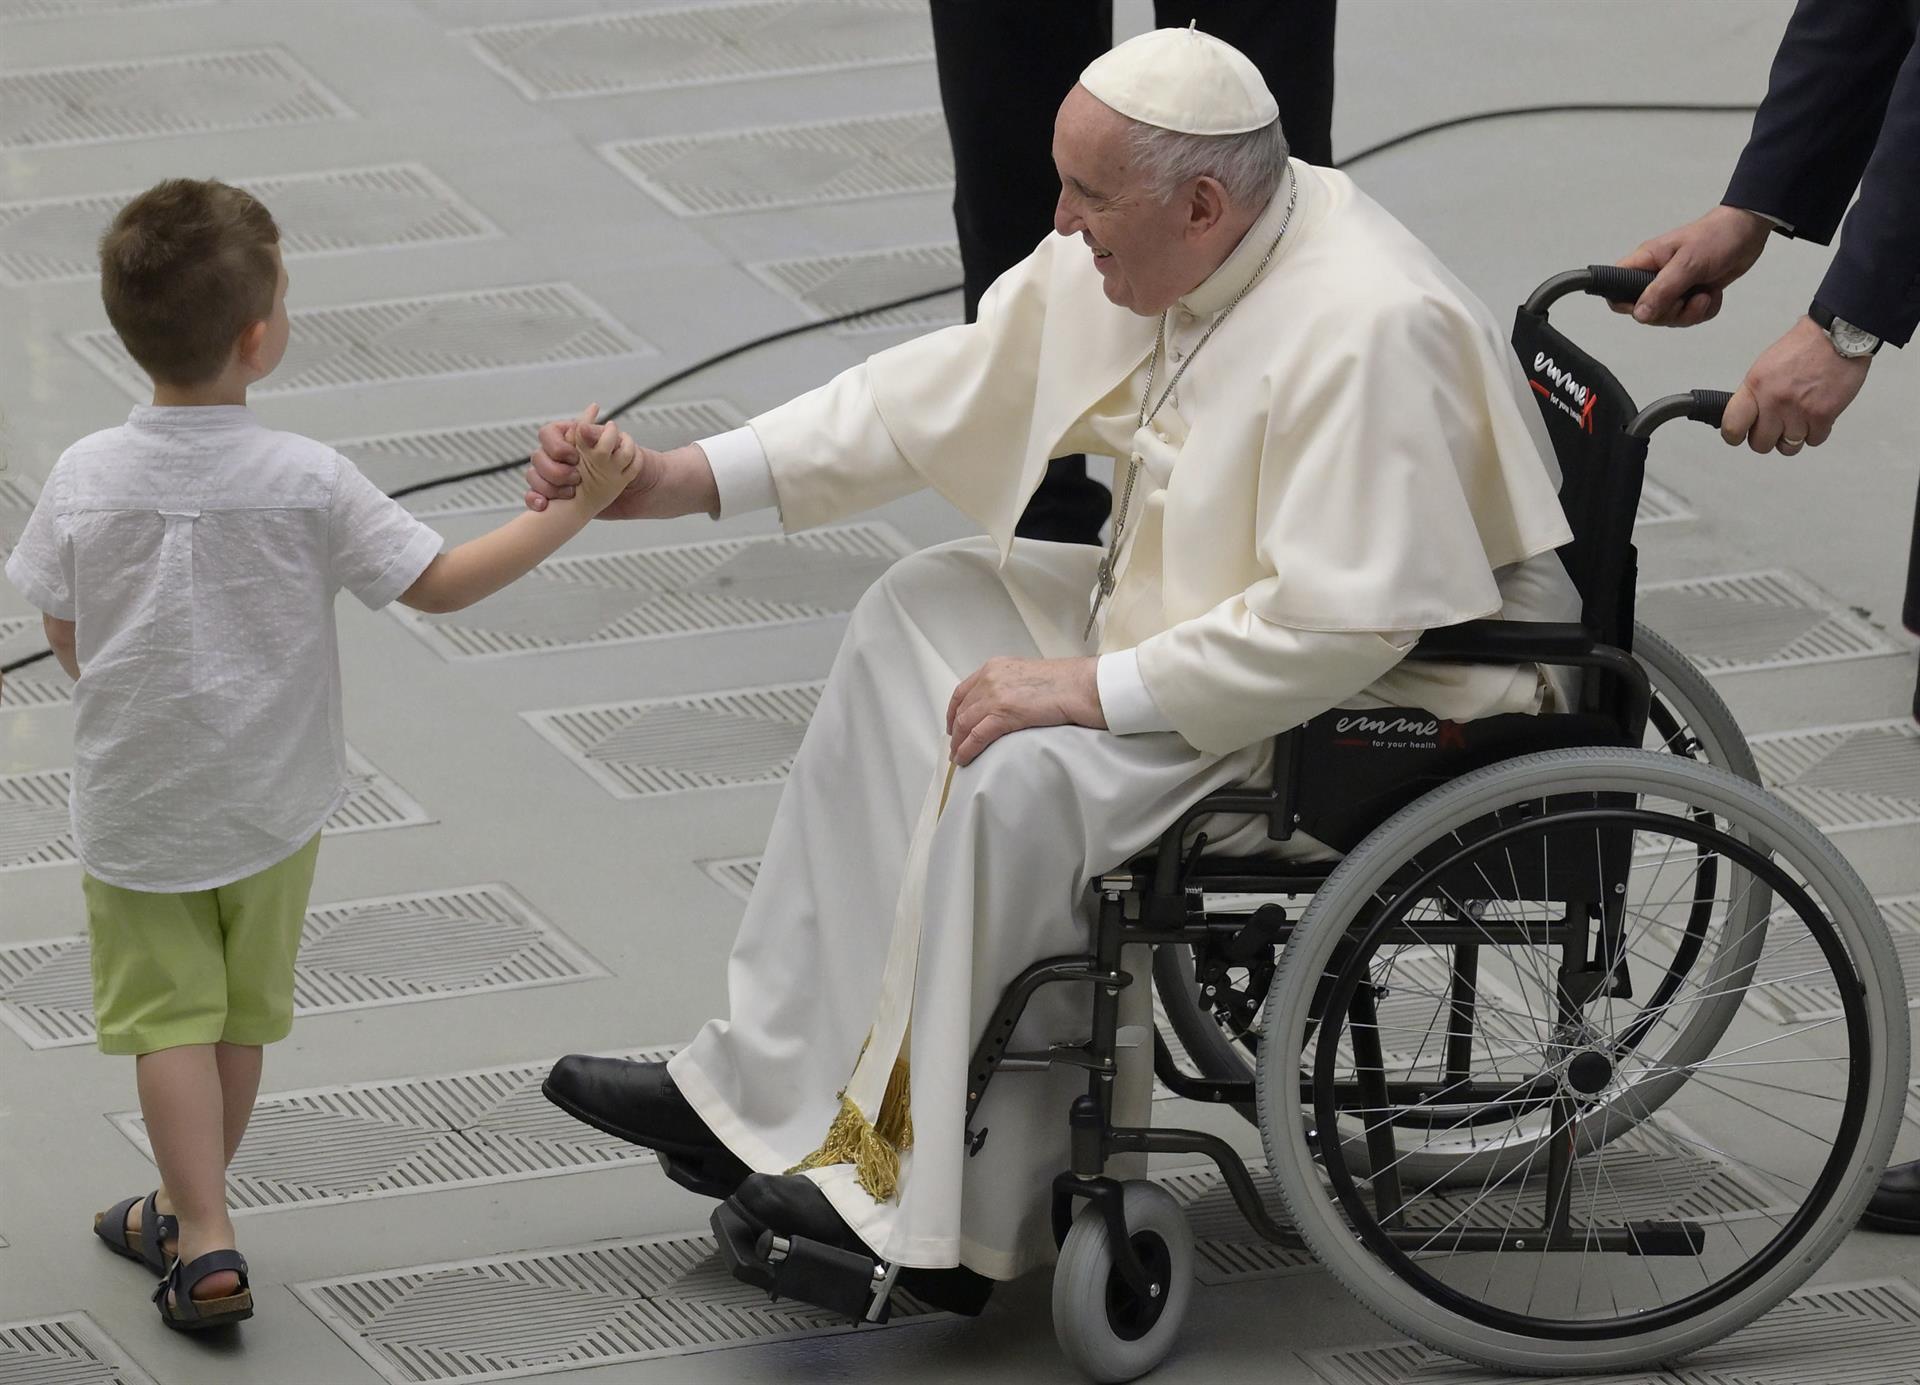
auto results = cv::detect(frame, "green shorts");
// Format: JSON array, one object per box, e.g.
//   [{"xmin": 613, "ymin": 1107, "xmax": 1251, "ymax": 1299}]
[{"xmin": 84, "ymin": 834, "xmax": 322, "ymax": 1056}]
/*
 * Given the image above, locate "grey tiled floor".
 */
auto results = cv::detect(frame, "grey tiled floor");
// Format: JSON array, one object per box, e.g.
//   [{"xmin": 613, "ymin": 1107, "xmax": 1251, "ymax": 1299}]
[{"xmin": 3, "ymin": 1, "xmax": 1918, "ymax": 1382}]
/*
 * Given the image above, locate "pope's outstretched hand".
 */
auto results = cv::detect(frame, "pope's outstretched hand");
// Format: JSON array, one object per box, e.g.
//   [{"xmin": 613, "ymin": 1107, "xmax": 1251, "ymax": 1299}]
[
  {"xmin": 527, "ymin": 412, "xmax": 667, "ymax": 518},
  {"xmin": 564, "ymin": 406, "xmax": 641, "ymax": 513}
]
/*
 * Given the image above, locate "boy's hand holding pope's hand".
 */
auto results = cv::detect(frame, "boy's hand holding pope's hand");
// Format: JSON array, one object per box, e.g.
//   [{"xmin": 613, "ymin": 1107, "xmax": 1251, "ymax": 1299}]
[{"xmin": 525, "ymin": 412, "xmax": 721, "ymax": 520}]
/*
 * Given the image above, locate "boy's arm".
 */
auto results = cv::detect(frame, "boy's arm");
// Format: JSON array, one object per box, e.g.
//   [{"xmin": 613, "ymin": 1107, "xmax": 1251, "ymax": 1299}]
[
  {"xmin": 42, "ymin": 614, "xmax": 79, "ymax": 681},
  {"xmin": 400, "ymin": 415, "xmax": 636, "ymax": 615}
]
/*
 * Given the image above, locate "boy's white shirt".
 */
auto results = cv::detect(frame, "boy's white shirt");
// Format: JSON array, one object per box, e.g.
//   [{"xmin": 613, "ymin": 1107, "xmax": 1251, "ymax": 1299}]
[
  {"xmin": 695, "ymin": 161, "xmax": 1578, "ymax": 754},
  {"xmin": 3, "ymin": 405, "xmax": 443, "ymax": 891}
]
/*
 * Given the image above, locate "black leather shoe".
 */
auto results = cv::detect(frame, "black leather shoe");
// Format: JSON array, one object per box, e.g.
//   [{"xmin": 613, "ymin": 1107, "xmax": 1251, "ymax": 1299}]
[
  {"xmin": 718, "ymin": 1173, "xmax": 994, "ymax": 1317},
  {"xmin": 1861, "ymin": 1159, "xmax": 1920, "ymax": 1233},
  {"xmin": 543, "ymin": 1056, "xmax": 749, "ymax": 1198}
]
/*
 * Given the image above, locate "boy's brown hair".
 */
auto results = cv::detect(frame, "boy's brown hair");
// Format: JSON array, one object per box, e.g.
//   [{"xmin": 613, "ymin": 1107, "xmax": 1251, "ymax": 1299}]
[{"xmin": 99, "ymin": 179, "xmax": 280, "ymax": 386}]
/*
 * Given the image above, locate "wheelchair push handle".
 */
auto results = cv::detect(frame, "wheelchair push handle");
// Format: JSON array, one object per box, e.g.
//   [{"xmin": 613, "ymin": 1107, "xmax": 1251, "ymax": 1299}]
[
  {"xmin": 1628, "ymin": 389, "xmax": 1733, "ymax": 438},
  {"xmin": 1522, "ymin": 265, "xmax": 1663, "ymax": 316}
]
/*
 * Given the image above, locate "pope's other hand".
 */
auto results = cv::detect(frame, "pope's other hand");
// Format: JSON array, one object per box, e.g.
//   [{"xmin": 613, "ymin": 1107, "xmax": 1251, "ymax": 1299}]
[{"xmin": 946, "ymin": 656, "xmax": 1107, "ymax": 766}]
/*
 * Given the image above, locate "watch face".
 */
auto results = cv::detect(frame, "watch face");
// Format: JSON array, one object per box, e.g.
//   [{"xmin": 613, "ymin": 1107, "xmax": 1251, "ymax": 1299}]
[{"xmin": 1831, "ymin": 317, "xmax": 1879, "ymax": 357}]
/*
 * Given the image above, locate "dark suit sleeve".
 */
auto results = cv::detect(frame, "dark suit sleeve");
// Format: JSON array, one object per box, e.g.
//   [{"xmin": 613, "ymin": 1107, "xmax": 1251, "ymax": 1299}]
[
  {"xmin": 1722, "ymin": 0, "xmax": 1911, "ymax": 241},
  {"xmin": 1813, "ymin": 31, "xmax": 1920, "ymax": 345}
]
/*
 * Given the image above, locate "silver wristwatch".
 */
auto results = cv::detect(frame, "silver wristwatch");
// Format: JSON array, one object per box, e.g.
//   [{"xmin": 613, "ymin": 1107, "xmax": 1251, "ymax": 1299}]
[{"xmin": 1810, "ymin": 301, "xmax": 1882, "ymax": 358}]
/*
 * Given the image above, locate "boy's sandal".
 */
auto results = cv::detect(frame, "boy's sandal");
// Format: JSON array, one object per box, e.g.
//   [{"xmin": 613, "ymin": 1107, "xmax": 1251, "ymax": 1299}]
[
  {"xmin": 93, "ymin": 1191, "xmax": 177, "ymax": 1274},
  {"xmin": 153, "ymin": 1250, "xmax": 253, "ymax": 1331}
]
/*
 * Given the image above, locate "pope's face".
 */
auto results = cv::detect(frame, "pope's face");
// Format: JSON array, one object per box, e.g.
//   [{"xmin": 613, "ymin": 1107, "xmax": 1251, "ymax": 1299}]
[{"xmin": 1051, "ymin": 85, "xmax": 1217, "ymax": 316}]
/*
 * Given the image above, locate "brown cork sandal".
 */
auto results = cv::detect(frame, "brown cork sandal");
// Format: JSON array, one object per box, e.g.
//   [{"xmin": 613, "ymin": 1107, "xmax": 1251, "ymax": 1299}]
[
  {"xmin": 153, "ymin": 1250, "xmax": 253, "ymax": 1331},
  {"xmin": 92, "ymin": 1191, "xmax": 177, "ymax": 1274}
]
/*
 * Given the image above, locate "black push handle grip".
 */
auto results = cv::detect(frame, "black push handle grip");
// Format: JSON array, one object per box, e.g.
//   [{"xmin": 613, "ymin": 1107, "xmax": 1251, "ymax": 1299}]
[
  {"xmin": 1583, "ymin": 265, "xmax": 1657, "ymax": 305},
  {"xmin": 1686, "ymin": 389, "xmax": 1732, "ymax": 427},
  {"xmin": 1627, "ymin": 389, "xmax": 1735, "ymax": 438}
]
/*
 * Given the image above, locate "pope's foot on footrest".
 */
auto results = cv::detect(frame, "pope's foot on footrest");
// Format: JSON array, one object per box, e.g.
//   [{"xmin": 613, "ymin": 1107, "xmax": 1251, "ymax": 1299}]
[{"xmin": 712, "ymin": 1173, "xmax": 995, "ymax": 1322}]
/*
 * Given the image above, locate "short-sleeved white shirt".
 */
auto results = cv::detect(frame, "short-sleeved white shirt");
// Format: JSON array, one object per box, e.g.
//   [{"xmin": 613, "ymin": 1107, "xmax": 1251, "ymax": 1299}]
[{"xmin": 3, "ymin": 405, "xmax": 443, "ymax": 892}]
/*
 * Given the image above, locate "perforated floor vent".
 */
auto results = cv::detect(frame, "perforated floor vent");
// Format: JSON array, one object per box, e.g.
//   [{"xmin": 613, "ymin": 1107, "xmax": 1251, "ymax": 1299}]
[
  {"xmin": 72, "ymin": 284, "xmax": 649, "ymax": 399},
  {"xmin": 699, "ymin": 856, "xmax": 760, "ymax": 901},
  {"xmin": 0, "ymin": 1313, "xmax": 156, "ymax": 1385},
  {"xmin": 0, "ymin": 476, "xmax": 42, "ymax": 558},
  {"xmin": 1636, "ymin": 477, "xmax": 1694, "ymax": 528},
  {"xmin": 395, "ymin": 524, "xmax": 910, "ymax": 658},
  {"xmin": 0, "ymin": 165, "xmax": 495, "ymax": 285},
  {"xmin": 111, "ymin": 1047, "xmax": 668, "ymax": 1212},
  {"xmin": 1636, "ymin": 569, "xmax": 1896, "ymax": 673},
  {"xmin": 464, "ymin": 0, "xmax": 931, "ymax": 99},
  {"xmin": 1304, "ymin": 1277, "xmax": 1920, "ymax": 1384},
  {"xmin": 293, "ymin": 1230, "xmax": 946, "ymax": 1382},
  {"xmin": 602, "ymin": 111, "xmax": 952, "ymax": 217},
  {"xmin": 0, "ymin": 882, "xmax": 596, "ymax": 1050},
  {"xmin": 332, "ymin": 401, "xmax": 744, "ymax": 518},
  {"xmin": 0, "ymin": 617, "xmax": 67, "ymax": 710},
  {"xmin": 1749, "ymin": 893, "xmax": 1920, "ymax": 1027},
  {"xmin": 1750, "ymin": 720, "xmax": 1920, "ymax": 833},
  {"xmin": 0, "ymin": 744, "xmax": 421, "ymax": 874},
  {"xmin": 0, "ymin": 48, "xmax": 350, "ymax": 150},
  {"xmin": 752, "ymin": 244, "xmax": 964, "ymax": 335},
  {"xmin": 524, "ymin": 682, "xmax": 822, "ymax": 799},
  {"xmin": 1151, "ymin": 1161, "xmax": 1315, "ymax": 1284}
]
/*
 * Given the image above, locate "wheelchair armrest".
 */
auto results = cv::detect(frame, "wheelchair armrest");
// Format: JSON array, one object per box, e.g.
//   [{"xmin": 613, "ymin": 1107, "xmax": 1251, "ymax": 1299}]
[{"xmin": 1406, "ymin": 620, "xmax": 1595, "ymax": 665}]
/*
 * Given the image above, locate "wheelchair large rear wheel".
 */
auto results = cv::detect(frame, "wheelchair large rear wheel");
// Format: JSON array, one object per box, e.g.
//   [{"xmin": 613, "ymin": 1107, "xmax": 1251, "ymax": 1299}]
[
  {"xmin": 1152, "ymin": 622, "xmax": 1765, "ymax": 1187},
  {"xmin": 1258, "ymin": 749, "xmax": 1905, "ymax": 1373}
]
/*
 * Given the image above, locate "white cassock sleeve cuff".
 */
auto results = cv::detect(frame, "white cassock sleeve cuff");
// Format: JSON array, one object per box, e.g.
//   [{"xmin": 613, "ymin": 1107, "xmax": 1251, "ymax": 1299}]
[
  {"xmin": 698, "ymin": 426, "xmax": 779, "ymax": 519},
  {"xmin": 1097, "ymin": 649, "xmax": 1175, "ymax": 735}
]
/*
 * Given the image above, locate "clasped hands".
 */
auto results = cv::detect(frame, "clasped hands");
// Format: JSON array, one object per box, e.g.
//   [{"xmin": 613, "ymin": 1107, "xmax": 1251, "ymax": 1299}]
[{"xmin": 1614, "ymin": 205, "xmax": 1871, "ymax": 456}]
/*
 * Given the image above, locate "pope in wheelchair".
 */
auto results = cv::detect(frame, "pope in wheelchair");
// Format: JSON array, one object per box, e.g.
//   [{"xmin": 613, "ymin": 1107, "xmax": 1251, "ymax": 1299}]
[{"xmin": 532, "ymin": 27, "xmax": 1908, "ymax": 1382}]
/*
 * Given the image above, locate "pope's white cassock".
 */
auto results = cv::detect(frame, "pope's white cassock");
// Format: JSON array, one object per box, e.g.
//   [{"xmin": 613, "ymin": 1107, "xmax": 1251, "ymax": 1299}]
[{"xmin": 667, "ymin": 156, "xmax": 1579, "ymax": 1280}]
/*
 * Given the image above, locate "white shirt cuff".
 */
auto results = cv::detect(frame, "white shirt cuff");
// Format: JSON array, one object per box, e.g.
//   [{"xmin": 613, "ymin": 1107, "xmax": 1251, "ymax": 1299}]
[
  {"xmin": 1097, "ymin": 649, "xmax": 1174, "ymax": 735},
  {"xmin": 697, "ymin": 426, "xmax": 778, "ymax": 519}
]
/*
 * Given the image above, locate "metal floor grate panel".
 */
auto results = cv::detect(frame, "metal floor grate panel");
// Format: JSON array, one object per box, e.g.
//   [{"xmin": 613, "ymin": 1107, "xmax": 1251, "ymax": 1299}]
[
  {"xmin": 1750, "ymin": 719, "xmax": 1920, "ymax": 833},
  {"xmin": 0, "ymin": 743, "xmax": 421, "ymax": 872},
  {"xmin": 524, "ymin": 682, "xmax": 822, "ymax": 799},
  {"xmin": 1151, "ymin": 1161, "xmax": 1314, "ymax": 1284},
  {"xmin": 0, "ymin": 1313, "xmax": 156, "ymax": 1385},
  {"xmin": 751, "ymin": 244, "xmax": 964, "ymax": 336},
  {"xmin": 464, "ymin": 0, "xmax": 930, "ymax": 99},
  {"xmin": 293, "ymin": 1230, "xmax": 945, "ymax": 1383},
  {"xmin": 0, "ymin": 883, "xmax": 603, "ymax": 1050},
  {"xmin": 0, "ymin": 616, "xmax": 68, "ymax": 710},
  {"xmin": 0, "ymin": 0, "xmax": 206, "ymax": 17},
  {"xmin": 393, "ymin": 524, "xmax": 912, "ymax": 658},
  {"xmin": 0, "ymin": 48, "xmax": 350, "ymax": 150},
  {"xmin": 332, "ymin": 400, "xmax": 744, "ymax": 518},
  {"xmin": 1304, "ymin": 1277, "xmax": 1920, "ymax": 1384},
  {"xmin": 0, "ymin": 165, "xmax": 496, "ymax": 285},
  {"xmin": 699, "ymin": 855, "xmax": 760, "ymax": 902},
  {"xmin": 111, "ymin": 1048, "xmax": 670, "ymax": 1212},
  {"xmin": 602, "ymin": 111, "xmax": 952, "ymax": 217},
  {"xmin": 1749, "ymin": 894, "xmax": 1920, "ymax": 1026},
  {"xmin": 1635, "ymin": 476, "xmax": 1694, "ymax": 528},
  {"xmin": 0, "ymin": 475, "xmax": 42, "ymax": 557},
  {"xmin": 72, "ymin": 284, "xmax": 650, "ymax": 399},
  {"xmin": 1636, "ymin": 569, "xmax": 1897, "ymax": 673}
]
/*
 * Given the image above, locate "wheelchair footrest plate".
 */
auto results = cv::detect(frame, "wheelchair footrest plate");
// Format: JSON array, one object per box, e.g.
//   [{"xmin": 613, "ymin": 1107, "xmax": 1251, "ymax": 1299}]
[
  {"xmin": 710, "ymin": 1203, "xmax": 894, "ymax": 1325},
  {"xmin": 1622, "ymin": 1219, "xmax": 1707, "ymax": 1256}
]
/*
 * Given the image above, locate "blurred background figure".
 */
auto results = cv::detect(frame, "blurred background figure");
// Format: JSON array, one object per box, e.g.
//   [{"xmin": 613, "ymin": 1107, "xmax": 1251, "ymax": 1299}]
[
  {"xmin": 929, "ymin": 1, "xmax": 1338, "ymax": 545},
  {"xmin": 1614, "ymin": 0, "xmax": 1920, "ymax": 724}
]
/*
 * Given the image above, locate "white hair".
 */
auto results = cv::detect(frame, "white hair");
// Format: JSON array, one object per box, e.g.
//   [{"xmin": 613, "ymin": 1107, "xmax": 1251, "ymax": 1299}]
[{"xmin": 1125, "ymin": 117, "xmax": 1290, "ymax": 208}]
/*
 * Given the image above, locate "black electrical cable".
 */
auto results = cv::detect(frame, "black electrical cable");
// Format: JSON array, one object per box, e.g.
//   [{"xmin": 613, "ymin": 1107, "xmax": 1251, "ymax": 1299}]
[{"xmin": 1, "ymin": 97, "xmax": 1758, "ymax": 680}]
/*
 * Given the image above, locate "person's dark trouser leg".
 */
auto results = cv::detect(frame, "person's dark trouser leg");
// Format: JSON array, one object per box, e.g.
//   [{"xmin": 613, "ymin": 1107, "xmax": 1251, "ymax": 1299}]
[
  {"xmin": 1904, "ymin": 474, "xmax": 1920, "ymax": 718},
  {"xmin": 931, "ymin": 0, "xmax": 1114, "ymax": 546},
  {"xmin": 1167, "ymin": 0, "xmax": 1338, "ymax": 166}
]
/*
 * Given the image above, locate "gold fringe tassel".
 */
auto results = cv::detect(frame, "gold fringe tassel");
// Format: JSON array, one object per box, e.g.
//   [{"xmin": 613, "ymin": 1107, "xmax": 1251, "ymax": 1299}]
[{"xmin": 789, "ymin": 1054, "xmax": 914, "ymax": 1201}]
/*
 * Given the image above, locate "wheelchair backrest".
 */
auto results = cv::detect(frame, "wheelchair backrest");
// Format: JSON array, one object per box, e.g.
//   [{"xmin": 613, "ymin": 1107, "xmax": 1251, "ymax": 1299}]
[{"xmin": 1510, "ymin": 305, "xmax": 1649, "ymax": 652}]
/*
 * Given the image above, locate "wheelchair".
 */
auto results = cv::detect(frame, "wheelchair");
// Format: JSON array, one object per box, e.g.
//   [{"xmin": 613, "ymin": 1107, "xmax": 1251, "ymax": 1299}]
[{"xmin": 736, "ymin": 268, "xmax": 1911, "ymax": 1380}]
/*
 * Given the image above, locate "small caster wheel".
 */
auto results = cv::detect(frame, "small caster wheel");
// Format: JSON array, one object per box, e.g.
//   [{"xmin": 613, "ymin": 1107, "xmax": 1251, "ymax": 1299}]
[{"xmin": 1051, "ymin": 1182, "xmax": 1193, "ymax": 1383}]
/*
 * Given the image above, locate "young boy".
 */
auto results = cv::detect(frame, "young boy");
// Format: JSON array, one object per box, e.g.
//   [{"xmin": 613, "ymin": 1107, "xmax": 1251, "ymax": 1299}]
[{"xmin": 2, "ymin": 178, "xmax": 637, "ymax": 1330}]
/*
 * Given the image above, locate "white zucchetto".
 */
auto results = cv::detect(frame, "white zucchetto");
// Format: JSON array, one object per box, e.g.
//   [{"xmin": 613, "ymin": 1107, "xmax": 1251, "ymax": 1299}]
[{"xmin": 1079, "ymin": 25, "xmax": 1280, "ymax": 135}]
